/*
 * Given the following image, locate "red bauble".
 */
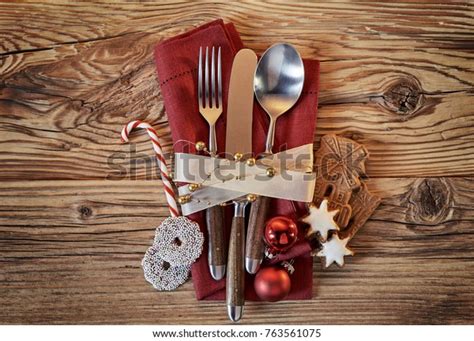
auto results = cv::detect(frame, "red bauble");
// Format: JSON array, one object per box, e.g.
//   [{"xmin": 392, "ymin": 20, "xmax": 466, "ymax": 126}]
[
  {"xmin": 264, "ymin": 216, "xmax": 298, "ymax": 253},
  {"xmin": 254, "ymin": 266, "xmax": 291, "ymax": 302}
]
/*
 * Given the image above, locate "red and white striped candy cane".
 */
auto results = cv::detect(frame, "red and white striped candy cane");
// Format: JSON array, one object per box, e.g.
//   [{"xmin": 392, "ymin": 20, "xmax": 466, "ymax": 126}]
[{"xmin": 121, "ymin": 120, "xmax": 179, "ymax": 217}]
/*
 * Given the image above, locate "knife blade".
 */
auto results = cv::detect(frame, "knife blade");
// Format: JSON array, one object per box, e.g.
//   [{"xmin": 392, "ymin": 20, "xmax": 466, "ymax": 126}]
[{"xmin": 225, "ymin": 48, "xmax": 257, "ymax": 322}]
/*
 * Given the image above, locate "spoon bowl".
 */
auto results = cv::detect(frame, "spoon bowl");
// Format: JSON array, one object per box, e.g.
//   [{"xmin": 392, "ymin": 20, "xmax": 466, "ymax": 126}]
[{"xmin": 254, "ymin": 43, "xmax": 304, "ymax": 154}]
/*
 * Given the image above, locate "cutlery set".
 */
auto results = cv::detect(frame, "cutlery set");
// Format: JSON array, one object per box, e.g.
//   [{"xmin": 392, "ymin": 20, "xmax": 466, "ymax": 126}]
[
  {"xmin": 196, "ymin": 43, "xmax": 304, "ymax": 322},
  {"xmin": 130, "ymin": 21, "xmax": 378, "ymax": 325}
]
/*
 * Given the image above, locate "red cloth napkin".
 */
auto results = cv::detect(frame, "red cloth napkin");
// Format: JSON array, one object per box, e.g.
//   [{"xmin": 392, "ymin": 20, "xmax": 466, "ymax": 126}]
[{"xmin": 154, "ymin": 19, "xmax": 319, "ymax": 300}]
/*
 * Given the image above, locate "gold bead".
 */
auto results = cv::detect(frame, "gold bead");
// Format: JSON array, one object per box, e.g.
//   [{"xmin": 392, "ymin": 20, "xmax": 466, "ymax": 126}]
[
  {"xmin": 195, "ymin": 141, "xmax": 206, "ymax": 151},
  {"xmin": 188, "ymin": 183, "xmax": 200, "ymax": 192},
  {"xmin": 266, "ymin": 167, "xmax": 276, "ymax": 177},
  {"xmin": 246, "ymin": 158, "xmax": 256, "ymax": 166},
  {"xmin": 178, "ymin": 195, "xmax": 191, "ymax": 204},
  {"xmin": 246, "ymin": 194, "xmax": 257, "ymax": 202},
  {"xmin": 233, "ymin": 152, "xmax": 243, "ymax": 161}
]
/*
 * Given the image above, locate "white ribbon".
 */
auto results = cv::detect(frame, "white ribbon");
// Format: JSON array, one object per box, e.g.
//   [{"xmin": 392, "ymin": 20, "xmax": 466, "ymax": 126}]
[{"xmin": 174, "ymin": 144, "xmax": 316, "ymax": 216}]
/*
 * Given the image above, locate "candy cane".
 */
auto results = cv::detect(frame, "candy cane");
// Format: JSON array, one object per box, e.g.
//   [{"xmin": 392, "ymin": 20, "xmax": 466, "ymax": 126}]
[{"xmin": 121, "ymin": 120, "xmax": 179, "ymax": 217}]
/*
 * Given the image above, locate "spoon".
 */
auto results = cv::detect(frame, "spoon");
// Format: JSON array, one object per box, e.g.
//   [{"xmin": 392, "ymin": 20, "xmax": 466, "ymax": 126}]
[
  {"xmin": 254, "ymin": 43, "xmax": 305, "ymax": 155},
  {"xmin": 245, "ymin": 43, "xmax": 305, "ymax": 274}
]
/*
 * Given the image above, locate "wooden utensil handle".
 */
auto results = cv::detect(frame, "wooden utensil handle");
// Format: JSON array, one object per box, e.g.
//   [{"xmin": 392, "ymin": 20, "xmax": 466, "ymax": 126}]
[
  {"xmin": 226, "ymin": 216, "xmax": 245, "ymax": 307},
  {"xmin": 206, "ymin": 205, "xmax": 226, "ymax": 268},
  {"xmin": 246, "ymin": 196, "xmax": 271, "ymax": 262}
]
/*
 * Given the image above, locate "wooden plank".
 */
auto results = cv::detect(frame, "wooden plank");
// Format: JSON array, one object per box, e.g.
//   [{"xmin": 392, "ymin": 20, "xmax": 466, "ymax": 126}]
[
  {"xmin": 0, "ymin": 86, "xmax": 472, "ymax": 180},
  {"xmin": 1, "ymin": 2, "xmax": 473, "ymax": 55},
  {"xmin": 0, "ymin": 178, "xmax": 472, "ymax": 324}
]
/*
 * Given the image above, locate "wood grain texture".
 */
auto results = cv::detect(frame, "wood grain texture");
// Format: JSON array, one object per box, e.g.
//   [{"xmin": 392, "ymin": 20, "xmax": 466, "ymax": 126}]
[
  {"xmin": 206, "ymin": 205, "xmax": 227, "ymax": 268},
  {"xmin": 227, "ymin": 216, "xmax": 246, "ymax": 308},
  {"xmin": 246, "ymin": 195, "xmax": 271, "ymax": 264},
  {"xmin": 0, "ymin": 1, "xmax": 473, "ymax": 324}
]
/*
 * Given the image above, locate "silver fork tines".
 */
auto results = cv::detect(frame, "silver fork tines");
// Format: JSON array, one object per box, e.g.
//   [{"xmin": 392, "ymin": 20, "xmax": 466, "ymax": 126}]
[{"xmin": 198, "ymin": 46, "xmax": 222, "ymax": 155}]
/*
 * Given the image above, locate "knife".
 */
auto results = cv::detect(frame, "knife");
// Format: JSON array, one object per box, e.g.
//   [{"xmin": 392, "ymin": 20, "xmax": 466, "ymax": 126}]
[{"xmin": 225, "ymin": 48, "xmax": 257, "ymax": 322}]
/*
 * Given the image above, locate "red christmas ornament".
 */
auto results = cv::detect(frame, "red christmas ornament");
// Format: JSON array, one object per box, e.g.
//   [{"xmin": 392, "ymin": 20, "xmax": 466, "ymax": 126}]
[
  {"xmin": 254, "ymin": 266, "xmax": 291, "ymax": 302},
  {"xmin": 264, "ymin": 216, "xmax": 298, "ymax": 254}
]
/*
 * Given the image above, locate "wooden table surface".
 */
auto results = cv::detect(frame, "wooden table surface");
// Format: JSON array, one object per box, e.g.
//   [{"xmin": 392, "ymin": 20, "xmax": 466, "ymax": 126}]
[{"xmin": 1, "ymin": 2, "xmax": 473, "ymax": 325}]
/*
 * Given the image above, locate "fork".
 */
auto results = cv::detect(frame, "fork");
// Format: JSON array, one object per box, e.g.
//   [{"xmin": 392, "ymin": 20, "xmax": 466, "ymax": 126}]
[
  {"xmin": 199, "ymin": 46, "xmax": 222, "ymax": 155},
  {"xmin": 198, "ymin": 46, "xmax": 226, "ymax": 280}
]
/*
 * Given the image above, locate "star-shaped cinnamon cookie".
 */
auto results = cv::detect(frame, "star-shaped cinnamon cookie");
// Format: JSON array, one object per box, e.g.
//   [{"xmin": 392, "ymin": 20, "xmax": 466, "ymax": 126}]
[
  {"xmin": 301, "ymin": 199, "xmax": 339, "ymax": 242},
  {"xmin": 317, "ymin": 234, "xmax": 354, "ymax": 268}
]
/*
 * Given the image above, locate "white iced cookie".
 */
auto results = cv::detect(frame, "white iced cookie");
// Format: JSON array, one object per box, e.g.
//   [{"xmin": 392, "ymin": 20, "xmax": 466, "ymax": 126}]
[
  {"xmin": 154, "ymin": 216, "xmax": 204, "ymax": 266},
  {"xmin": 317, "ymin": 234, "xmax": 354, "ymax": 268},
  {"xmin": 301, "ymin": 199, "xmax": 339, "ymax": 241},
  {"xmin": 142, "ymin": 245, "xmax": 191, "ymax": 291}
]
